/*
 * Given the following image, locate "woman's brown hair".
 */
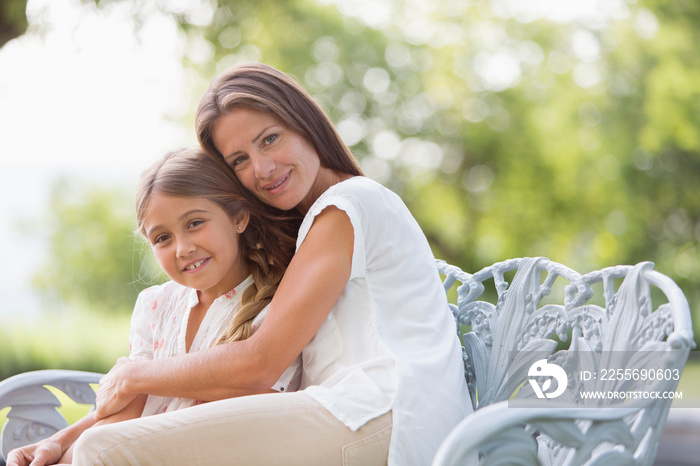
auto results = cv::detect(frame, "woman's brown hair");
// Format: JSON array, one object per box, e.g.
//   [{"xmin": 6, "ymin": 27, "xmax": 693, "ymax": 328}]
[
  {"xmin": 195, "ymin": 62, "xmax": 364, "ymax": 184},
  {"xmin": 136, "ymin": 148, "xmax": 298, "ymax": 344}
]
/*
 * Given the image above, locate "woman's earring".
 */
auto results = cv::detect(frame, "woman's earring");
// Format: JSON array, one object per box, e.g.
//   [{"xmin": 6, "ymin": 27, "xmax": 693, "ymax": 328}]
[{"xmin": 237, "ymin": 226, "xmax": 242, "ymax": 230}]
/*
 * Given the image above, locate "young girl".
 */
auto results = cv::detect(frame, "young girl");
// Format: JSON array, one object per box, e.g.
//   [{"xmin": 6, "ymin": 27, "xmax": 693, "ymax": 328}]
[
  {"xmin": 6, "ymin": 148, "xmax": 301, "ymax": 466},
  {"xmin": 130, "ymin": 147, "xmax": 301, "ymax": 416}
]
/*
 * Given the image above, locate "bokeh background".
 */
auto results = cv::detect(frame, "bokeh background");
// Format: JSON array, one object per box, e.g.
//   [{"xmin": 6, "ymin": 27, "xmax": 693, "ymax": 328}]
[{"xmin": 0, "ymin": 0, "xmax": 698, "ymax": 380}]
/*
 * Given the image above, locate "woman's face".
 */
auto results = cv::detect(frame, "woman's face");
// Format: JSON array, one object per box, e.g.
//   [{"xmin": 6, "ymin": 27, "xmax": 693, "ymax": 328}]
[{"xmin": 211, "ymin": 108, "xmax": 323, "ymax": 213}]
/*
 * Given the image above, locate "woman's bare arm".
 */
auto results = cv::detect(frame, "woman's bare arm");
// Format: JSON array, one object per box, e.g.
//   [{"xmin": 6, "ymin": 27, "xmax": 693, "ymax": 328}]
[{"xmin": 95, "ymin": 206, "xmax": 353, "ymax": 419}]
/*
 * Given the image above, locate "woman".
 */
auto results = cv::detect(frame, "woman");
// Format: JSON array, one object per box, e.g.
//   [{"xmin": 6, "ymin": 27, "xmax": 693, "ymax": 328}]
[{"xmin": 76, "ymin": 63, "xmax": 470, "ymax": 465}]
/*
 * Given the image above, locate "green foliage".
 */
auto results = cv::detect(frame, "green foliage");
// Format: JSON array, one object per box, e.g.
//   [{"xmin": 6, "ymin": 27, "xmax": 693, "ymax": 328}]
[
  {"xmin": 2, "ymin": 0, "xmax": 698, "ymax": 381},
  {"xmin": 168, "ymin": 0, "xmax": 699, "ymax": 273},
  {"xmin": 30, "ymin": 179, "xmax": 164, "ymax": 314},
  {"xmin": 174, "ymin": 0, "xmax": 700, "ymax": 340},
  {"xmin": 0, "ymin": 0, "xmax": 28, "ymax": 47}
]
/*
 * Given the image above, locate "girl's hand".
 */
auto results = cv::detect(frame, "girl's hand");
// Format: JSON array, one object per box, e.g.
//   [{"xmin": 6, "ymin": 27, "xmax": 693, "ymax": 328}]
[
  {"xmin": 5, "ymin": 438, "xmax": 64, "ymax": 466},
  {"xmin": 95, "ymin": 357, "xmax": 139, "ymax": 420}
]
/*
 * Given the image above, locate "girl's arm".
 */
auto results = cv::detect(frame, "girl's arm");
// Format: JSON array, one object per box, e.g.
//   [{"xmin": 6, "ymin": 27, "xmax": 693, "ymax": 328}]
[
  {"xmin": 6, "ymin": 395, "xmax": 147, "ymax": 466},
  {"xmin": 5, "ymin": 415, "xmax": 95, "ymax": 466},
  {"xmin": 95, "ymin": 206, "xmax": 353, "ymax": 419},
  {"xmin": 58, "ymin": 394, "xmax": 147, "ymax": 464}
]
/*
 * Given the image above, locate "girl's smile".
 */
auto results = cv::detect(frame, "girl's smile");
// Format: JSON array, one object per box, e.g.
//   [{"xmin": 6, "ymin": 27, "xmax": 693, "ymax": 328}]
[{"xmin": 183, "ymin": 257, "xmax": 210, "ymax": 272}]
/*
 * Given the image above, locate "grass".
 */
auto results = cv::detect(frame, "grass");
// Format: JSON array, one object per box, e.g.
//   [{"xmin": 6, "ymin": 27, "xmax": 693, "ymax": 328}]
[{"xmin": 0, "ymin": 307, "xmax": 130, "ymax": 381}]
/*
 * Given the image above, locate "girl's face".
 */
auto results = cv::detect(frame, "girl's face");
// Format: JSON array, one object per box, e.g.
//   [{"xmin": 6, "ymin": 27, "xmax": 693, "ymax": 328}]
[
  {"xmin": 211, "ymin": 108, "xmax": 327, "ymax": 213},
  {"xmin": 143, "ymin": 193, "xmax": 250, "ymax": 302}
]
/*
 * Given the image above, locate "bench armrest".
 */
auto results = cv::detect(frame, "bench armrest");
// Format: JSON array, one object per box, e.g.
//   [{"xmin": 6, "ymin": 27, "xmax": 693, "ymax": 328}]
[{"xmin": 0, "ymin": 370, "xmax": 103, "ymax": 461}]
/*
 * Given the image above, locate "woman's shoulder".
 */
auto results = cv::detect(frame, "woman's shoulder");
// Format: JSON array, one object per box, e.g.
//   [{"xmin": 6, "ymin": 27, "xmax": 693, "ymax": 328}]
[
  {"xmin": 298, "ymin": 176, "xmax": 413, "ymax": 248},
  {"xmin": 310, "ymin": 176, "xmax": 400, "ymax": 215},
  {"xmin": 327, "ymin": 176, "xmax": 391, "ymax": 198}
]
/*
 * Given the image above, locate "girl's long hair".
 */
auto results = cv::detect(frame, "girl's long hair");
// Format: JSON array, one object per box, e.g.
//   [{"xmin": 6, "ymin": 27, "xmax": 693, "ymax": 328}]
[
  {"xmin": 136, "ymin": 148, "xmax": 299, "ymax": 345},
  {"xmin": 195, "ymin": 62, "xmax": 363, "ymax": 208}
]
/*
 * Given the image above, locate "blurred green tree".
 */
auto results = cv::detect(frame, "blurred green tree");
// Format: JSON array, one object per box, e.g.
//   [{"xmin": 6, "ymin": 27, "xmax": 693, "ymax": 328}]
[
  {"xmin": 0, "ymin": 0, "xmax": 28, "ymax": 47},
  {"xmin": 4, "ymin": 0, "xmax": 699, "ymax": 340},
  {"xmin": 31, "ymin": 179, "xmax": 163, "ymax": 314},
  {"xmin": 169, "ymin": 0, "xmax": 700, "ymax": 328}
]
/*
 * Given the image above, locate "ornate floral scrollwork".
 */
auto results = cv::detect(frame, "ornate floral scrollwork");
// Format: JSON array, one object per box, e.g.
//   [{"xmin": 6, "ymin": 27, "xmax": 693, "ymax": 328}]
[
  {"xmin": 435, "ymin": 258, "xmax": 694, "ymax": 466},
  {"xmin": 0, "ymin": 370, "xmax": 102, "ymax": 460}
]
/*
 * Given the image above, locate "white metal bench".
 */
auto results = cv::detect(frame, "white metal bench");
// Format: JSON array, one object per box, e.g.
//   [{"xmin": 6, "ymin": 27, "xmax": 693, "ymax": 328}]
[
  {"xmin": 0, "ymin": 258, "xmax": 694, "ymax": 465},
  {"xmin": 433, "ymin": 257, "xmax": 694, "ymax": 465},
  {"xmin": 0, "ymin": 370, "xmax": 102, "ymax": 464}
]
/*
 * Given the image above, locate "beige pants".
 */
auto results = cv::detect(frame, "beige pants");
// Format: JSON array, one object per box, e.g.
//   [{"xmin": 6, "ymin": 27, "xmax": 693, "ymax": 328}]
[{"xmin": 72, "ymin": 391, "xmax": 392, "ymax": 466}]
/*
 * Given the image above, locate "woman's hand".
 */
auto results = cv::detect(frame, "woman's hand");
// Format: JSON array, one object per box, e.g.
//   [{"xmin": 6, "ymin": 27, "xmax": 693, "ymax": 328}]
[
  {"xmin": 95, "ymin": 357, "xmax": 139, "ymax": 420},
  {"xmin": 6, "ymin": 437, "xmax": 65, "ymax": 466}
]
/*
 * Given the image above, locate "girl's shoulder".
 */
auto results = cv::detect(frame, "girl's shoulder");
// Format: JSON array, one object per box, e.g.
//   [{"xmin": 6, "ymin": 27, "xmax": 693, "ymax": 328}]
[{"xmin": 136, "ymin": 280, "xmax": 191, "ymax": 311}]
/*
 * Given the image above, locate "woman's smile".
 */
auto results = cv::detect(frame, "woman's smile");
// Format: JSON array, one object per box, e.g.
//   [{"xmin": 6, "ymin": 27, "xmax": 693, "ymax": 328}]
[{"xmin": 262, "ymin": 171, "xmax": 290, "ymax": 193}]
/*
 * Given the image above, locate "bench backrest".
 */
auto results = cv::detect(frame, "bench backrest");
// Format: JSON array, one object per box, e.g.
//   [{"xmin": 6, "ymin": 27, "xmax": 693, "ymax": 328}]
[{"xmin": 437, "ymin": 257, "xmax": 694, "ymax": 464}]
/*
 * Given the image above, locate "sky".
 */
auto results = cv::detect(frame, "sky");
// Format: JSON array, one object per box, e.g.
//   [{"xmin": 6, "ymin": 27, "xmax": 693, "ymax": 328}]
[{"xmin": 0, "ymin": 0, "xmax": 194, "ymax": 319}]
